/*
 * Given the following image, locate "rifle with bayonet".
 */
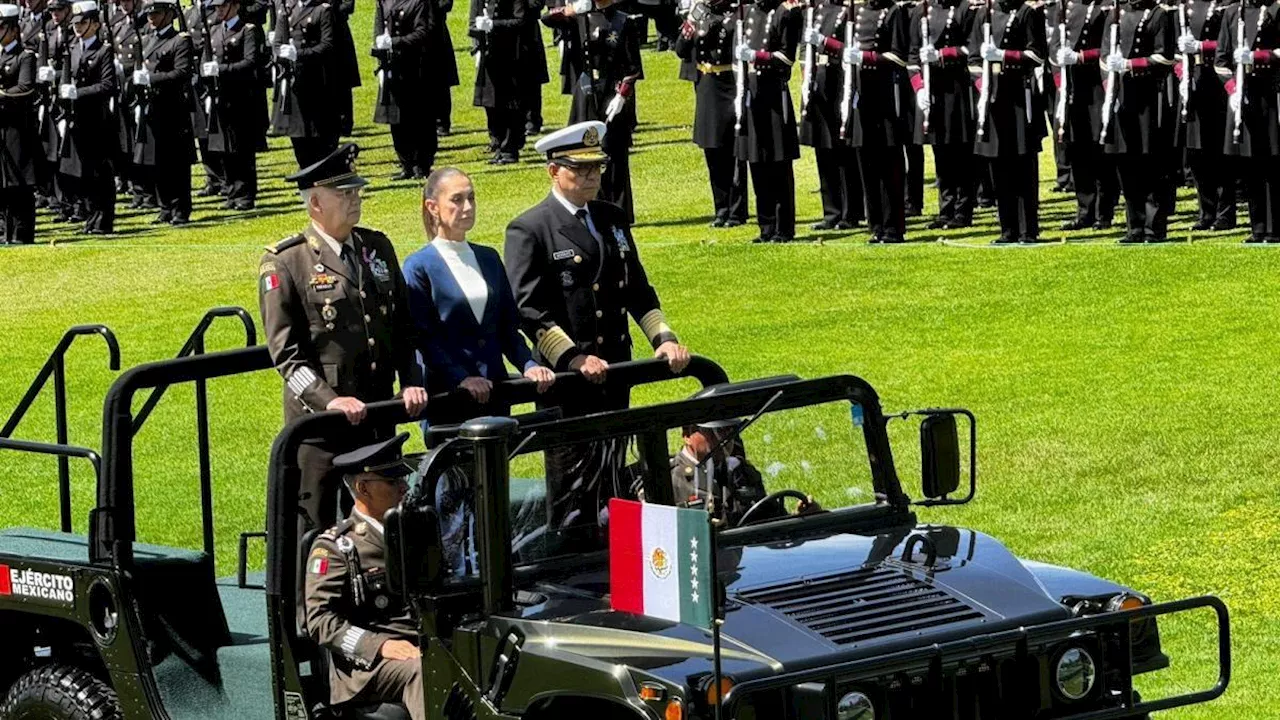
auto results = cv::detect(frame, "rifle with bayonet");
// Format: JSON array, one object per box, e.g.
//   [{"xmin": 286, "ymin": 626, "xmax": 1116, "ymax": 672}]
[
  {"xmin": 733, "ymin": 0, "xmax": 744, "ymax": 132},
  {"xmin": 1054, "ymin": 8, "xmax": 1067, "ymax": 138},
  {"xmin": 1232, "ymin": 7, "xmax": 1243, "ymax": 143},
  {"xmin": 189, "ymin": 0, "xmax": 219, "ymax": 133},
  {"xmin": 838, "ymin": 0, "xmax": 852, "ymax": 139},
  {"xmin": 976, "ymin": 0, "xmax": 992, "ymax": 137},
  {"xmin": 920, "ymin": 0, "xmax": 931, "ymax": 133},
  {"xmin": 799, "ymin": 0, "xmax": 815, "ymax": 116},
  {"xmin": 1099, "ymin": 0, "xmax": 1119, "ymax": 141}
]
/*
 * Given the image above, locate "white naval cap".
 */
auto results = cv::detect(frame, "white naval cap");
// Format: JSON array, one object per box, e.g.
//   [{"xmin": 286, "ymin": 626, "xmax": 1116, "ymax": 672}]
[
  {"xmin": 0, "ymin": 4, "xmax": 20, "ymax": 19},
  {"xmin": 69, "ymin": 0, "xmax": 99, "ymax": 18},
  {"xmin": 534, "ymin": 120, "xmax": 609, "ymax": 166}
]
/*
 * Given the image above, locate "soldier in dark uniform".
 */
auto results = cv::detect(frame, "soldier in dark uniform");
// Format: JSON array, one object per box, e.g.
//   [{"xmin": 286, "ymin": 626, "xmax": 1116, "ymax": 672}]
[
  {"xmin": 204, "ymin": 0, "xmax": 266, "ymax": 209},
  {"xmin": 1179, "ymin": 0, "xmax": 1235, "ymax": 229},
  {"xmin": 21, "ymin": 0, "xmax": 49, "ymax": 51},
  {"xmin": 304, "ymin": 433, "xmax": 424, "ymax": 720},
  {"xmin": 910, "ymin": 0, "xmax": 977, "ymax": 228},
  {"xmin": 798, "ymin": 0, "xmax": 864, "ymax": 231},
  {"xmin": 1051, "ymin": 0, "xmax": 1119, "ymax": 230},
  {"xmin": 258, "ymin": 143, "xmax": 427, "ymax": 535},
  {"xmin": 35, "ymin": 0, "xmax": 70, "ymax": 218},
  {"xmin": 732, "ymin": 0, "xmax": 801, "ymax": 242},
  {"xmin": 543, "ymin": 0, "xmax": 644, "ymax": 222},
  {"xmin": 470, "ymin": 0, "xmax": 530, "ymax": 165},
  {"xmin": 666, "ymin": 419, "xmax": 774, "ymax": 525},
  {"xmin": 674, "ymin": 0, "xmax": 748, "ymax": 228},
  {"xmin": 520, "ymin": 0, "xmax": 547, "ymax": 134},
  {"xmin": 504, "ymin": 121, "xmax": 690, "ymax": 548},
  {"xmin": 270, "ymin": 0, "xmax": 341, "ymax": 166},
  {"xmin": 1215, "ymin": 0, "xmax": 1280, "ymax": 242},
  {"xmin": 816, "ymin": 0, "xmax": 911, "ymax": 243},
  {"xmin": 1101, "ymin": 0, "xmax": 1175, "ymax": 243},
  {"xmin": 57, "ymin": 0, "xmax": 116, "ymax": 233},
  {"xmin": 430, "ymin": 0, "xmax": 457, "ymax": 135},
  {"xmin": 185, "ymin": 0, "xmax": 222, "ymax": 198},
  {"xmin": 373, "ymin": 0, "xmax": 436, "ymax": 179},
  {"xmin": 901, "ymin": 0, "xmax": 925, "ymax": 218},
  {"xmin": 971, "ymin": 0, "xmax": 1048, "ymax": 243},
  {"xmin": 0, "ymin": 3, "xmax": 38, "ymax": 244},
  {"xmin": 109, "ymin": 0, "xmax": 149, "ymax": 208},
  {"xmin": 1044, "ymin": 0, "xmax": 1073, "ymax": 194},
  {"xmin": 132, "ymin": 0, "xmax": 194, "ymax": 225}
]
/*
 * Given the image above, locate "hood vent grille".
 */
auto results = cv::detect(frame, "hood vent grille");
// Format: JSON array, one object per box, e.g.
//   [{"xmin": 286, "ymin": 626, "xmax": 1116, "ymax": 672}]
[{"xmin": 737, "ymin": 566, "xmax": 984, "ymax": 646}]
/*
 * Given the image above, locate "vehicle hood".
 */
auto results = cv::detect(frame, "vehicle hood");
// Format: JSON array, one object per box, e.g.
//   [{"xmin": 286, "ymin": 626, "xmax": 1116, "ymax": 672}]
[{"xmin": 510, "ymin": 524, "xmax": 1074, "ymax": 686}]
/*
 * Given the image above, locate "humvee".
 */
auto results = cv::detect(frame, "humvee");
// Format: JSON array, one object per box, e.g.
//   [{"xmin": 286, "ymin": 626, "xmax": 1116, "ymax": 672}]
[{"xmin": 0, "ymin": 317, "xmax": 1230, "ymax": 720}]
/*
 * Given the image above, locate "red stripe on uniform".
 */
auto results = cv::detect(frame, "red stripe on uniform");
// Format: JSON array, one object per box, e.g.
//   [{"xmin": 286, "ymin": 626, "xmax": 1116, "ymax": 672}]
[
  {"xmin": 609, "ymin": 499, "xmax": 645, "ymax": 614},
  {"xmin": 0, "ymin": 564, "xmax": 10, "ymax": 595}
]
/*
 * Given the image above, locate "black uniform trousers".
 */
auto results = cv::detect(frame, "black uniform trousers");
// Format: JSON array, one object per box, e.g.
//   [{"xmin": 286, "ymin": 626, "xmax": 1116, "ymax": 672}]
[
  {"xmin": 486, "ymin": 107, "xmax": 526, "ymax": 158},
  {"xmin": 1116, "ymin": 153, "xmax": 1169, "ymax": 240},
  {"xmin": 1066, "ymin": 140, "xmax": 1118, "ymax": 224},
  {"xmin": 933, "ymin": 143, "xmax": 974, "ymax": 223},
  {"xmin": 1, "ymin": 186, "xmax": 35, "ymax": 243},
  {"xmin": 436, "ymin": 85, "xmax": 452, "ymax": 132},
  {"xmin": 815, "ymin": 146, "xmax": 863, "ymax": 226},
  {"xmin": 602, "ymin": 147, "xmax": 634, "ymax": 224},
  {"xmin": 390, "ymin": 121, "xmax": 437, "ymax": 174},
  {"xmin": 1054, "ymin": 134, "xmax": 1071, "ymax": 188},
  {"xmin": 291, "ymin": 135, "xmax": 339, "ymax": 169},
  {"xmin": 975, "ymin": 156, "xmax": 996, "ymax": 206},
  {"xmin": 216, "ymin": 149, "xmax": 257, "ymax": 205},
  {"xmin": 905, "ymin": 143, "xmax": 924, "ymax": 213},
  {"xmin": 858, "ymin": 144, "xmax": 906, "ymax": 241},
  {"xmin": 199, "ymin": 137, "xmax": 225, "ymax": 193},
  {"xmin": 748, "ymin": 160, "xmax": 795, "ymax": 239},
  {"xmin": 1188, "ymin": 149, "xmax": 1235, "ymax": 226},
  {"xmin": 705, "ymin": 146, "xmax": 748, "ymax": 223},
  {"xmin": 66, "ymin": 166, "xmax": 115, "ymax": 232},
  {"xmin": 144, "ymin": 159, "xmax": 192, "ymax": 220},
  {"xmin": 1242, "ymin": 156, "xmax": 1280, "ymax": 240},
  {"xmin": 524, "ymin": 83, "xmax": 543, "ymax": 132},
  {"xmin": 992, "ymin": 154, "xmax": 1039, "ymax": 241}
]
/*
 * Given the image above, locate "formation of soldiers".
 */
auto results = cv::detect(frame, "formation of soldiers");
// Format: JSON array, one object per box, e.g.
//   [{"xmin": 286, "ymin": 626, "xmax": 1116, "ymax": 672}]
[
  {"xmin": 677, "ymin": 0, "xmax": 1280, "ymax": 244},
  {"xmin": 3, "ymin": 0, "xmax": 1280, "ymax": 243}
]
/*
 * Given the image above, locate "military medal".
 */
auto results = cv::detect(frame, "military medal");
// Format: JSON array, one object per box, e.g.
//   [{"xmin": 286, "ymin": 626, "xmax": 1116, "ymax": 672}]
[
  {"xmin": 310, "ymin": 272, "xmax": 338, "ymax": 291},
  {"xmin": 321, "ymin": 305, "xmax": 338, "ymax": 321},
  {"xmin": 613, "ymin": 227, "xmax": 630, "ymax": 252}
]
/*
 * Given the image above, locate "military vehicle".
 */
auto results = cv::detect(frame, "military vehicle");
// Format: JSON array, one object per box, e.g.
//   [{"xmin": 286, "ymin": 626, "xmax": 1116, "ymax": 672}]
[{"xmin": 0, "ymin": 315, "xmax": 1230, "ymax": 720}]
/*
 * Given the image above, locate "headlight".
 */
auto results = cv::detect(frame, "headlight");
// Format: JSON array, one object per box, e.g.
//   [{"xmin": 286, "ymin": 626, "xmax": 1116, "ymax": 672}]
[
  {"xmin": 1055, "ymin": 647, "xmax": 1097, "ymax": 701},
  {"xmin": 836, "ymin": 691, "xmax": 874, "ymax": 720}
]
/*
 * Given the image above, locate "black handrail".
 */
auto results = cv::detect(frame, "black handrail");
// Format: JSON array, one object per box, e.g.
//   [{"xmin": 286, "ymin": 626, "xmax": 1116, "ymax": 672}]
[
  {"xmin": 1, "ymin": 325, "xmax": 120, "ymax": 532},
  {"xmin": 0, "ymin": 438, "xmax": 103, "ymax": 534},
  {"xmin": 131, "ymin": 307, "xmax": 257, "ymax": 559}
]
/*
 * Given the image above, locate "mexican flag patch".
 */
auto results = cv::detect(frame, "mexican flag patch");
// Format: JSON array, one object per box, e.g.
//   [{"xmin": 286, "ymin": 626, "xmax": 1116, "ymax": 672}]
[
  {"xmin": 263, "ymin": 273, "xmax": 280, "ymax": 293},
  {"xmin": 608, "ymin": 499, "xmax": 713, "ymax": 629},
  {"xmin": 309, "ymin": 556, "xmax": 329, "ymax": 575}
]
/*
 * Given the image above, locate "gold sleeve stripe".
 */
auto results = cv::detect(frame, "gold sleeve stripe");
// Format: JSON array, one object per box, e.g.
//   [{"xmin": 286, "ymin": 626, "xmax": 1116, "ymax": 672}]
[
  {"xmin": 771, "ymin": 52, "xmax": 794, "ymax": 67},
  {"xmin": 882, "ymin": 52, "xmax": 908, "ymax": 68},
  {"xmin": 536, "ymin": 326, "xmax": 576, "ymax": 366},
  {"xmin": 1149, "ymin": 53, "xmax": 1175, "ymax": 66},
  {"xmin": 639, "ymin": 310, "xmax": 674, "ymax": 344}
]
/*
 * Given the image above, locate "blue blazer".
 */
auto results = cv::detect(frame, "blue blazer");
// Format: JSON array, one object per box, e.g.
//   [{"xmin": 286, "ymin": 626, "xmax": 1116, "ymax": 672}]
[{"xmin": 403, "ymin": 242, "xmax": 537, "ymax": 393}]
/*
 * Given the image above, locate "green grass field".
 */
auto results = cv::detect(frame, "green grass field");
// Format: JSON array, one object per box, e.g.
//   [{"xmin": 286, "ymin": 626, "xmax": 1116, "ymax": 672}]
[{"xmin": 0, "ymin": 6, "xmax": 1275, "ymax": 717}]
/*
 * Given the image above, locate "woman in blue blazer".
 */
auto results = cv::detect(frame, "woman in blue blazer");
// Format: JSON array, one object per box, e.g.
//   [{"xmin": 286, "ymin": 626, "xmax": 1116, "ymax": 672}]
[{"xmin": 404, "ymin": 168, "xmax": 556, "ymax": 424}]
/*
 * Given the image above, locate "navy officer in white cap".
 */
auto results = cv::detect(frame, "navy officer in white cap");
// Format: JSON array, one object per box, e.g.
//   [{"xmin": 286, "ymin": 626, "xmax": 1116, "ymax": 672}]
[
  {"xmin": 504, "ymin": 120, "xmax": 691, "ymax": 547},
  {"xmin": 0, "ymin": 2, "xmax": 38, "ymax": 244}
]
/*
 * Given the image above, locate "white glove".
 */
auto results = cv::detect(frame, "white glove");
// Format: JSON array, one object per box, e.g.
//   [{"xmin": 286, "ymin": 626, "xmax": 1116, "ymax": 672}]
[
  {"xmin": 678, "ymin": 0, "xmax": 692, "ymax": 11},
  {"xmin": 842, "ymin": 46, "xmax": 862, "ymax": 65},
  {"xmin": 37, "ymin": 65, "xmax": 55, "ymax": 83},
  {"xmin": 114, "ymin": 59, "xmax": 124, "ymax": 75},
  {"xmin": 277, "ymin": 42, "xmax": 297, "ymax": 61},
  {"xmin": 1234, "ymin": 46, "xmax": 1255, "ymax": 66},
  {"xmin": 375, "ymin": 31, "xmax": 393, "ymax": 49},
  {"xmin": 570, "ymin": 0, "xmax": 592, "ymax": 12},
  {"xmin": 919, "ymin": 44, "xmax": 939, "ymax": 64},
  {"xmin": 474, "ymin": 14, "xmax": 493, "ymax": 32},
  {"xmin": 980, "ymin": 41, "xmax": 1002, "ymax": 62},
  {"xmin": 1229, "ymin": 87, "xmax": 1242, "ymax": 114},
  {"xmin": 269, "ymin": 29, "xmax": 278, "ymax": 44},
  {"xmin": 201, "ymin": 61, "xmax": 220, "ymax": 77},
  {"xmin": 1177, "ymin": 33, "xmax": 1201, "ymax": 55},
  {"xmin": 801, "ymin": 27, "xmax": 825, "ymax": 47},
  {"xmin": 735, "ymin": 43, "xmax": 755, "ymax": 63},
  {"xmin": 57, "ymin": 83, "xmax": 77, "ymax": 99},
  {"xmin": 1103, "ymin": 53, "xmax": 1126, "ymax": 73},
  {"xmin": 915, "ymin": 88, "xmax": 930, "ymax": 112},
  {"xmin": 604, "ymin": 92, "xmax": 626, "ymax": 121},
  {"xmin": 132, "ymin": 68, "xmax": 150, "ymax": 86},
  {"xmin": 1055, "ymin": 46, "xmax": 1078, "ymax": 65}
]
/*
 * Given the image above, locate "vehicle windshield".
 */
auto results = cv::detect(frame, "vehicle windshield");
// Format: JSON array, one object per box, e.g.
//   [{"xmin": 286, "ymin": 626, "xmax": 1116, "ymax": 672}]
[{"xmin": 416, "ymin": 397, "xmax": 889, "ymax": 577}]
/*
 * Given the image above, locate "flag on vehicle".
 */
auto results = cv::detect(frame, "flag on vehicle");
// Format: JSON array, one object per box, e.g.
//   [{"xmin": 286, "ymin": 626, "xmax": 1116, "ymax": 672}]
[{"xmin": 609, "ymin": 498, "xmax": 714, "ymax": 629}]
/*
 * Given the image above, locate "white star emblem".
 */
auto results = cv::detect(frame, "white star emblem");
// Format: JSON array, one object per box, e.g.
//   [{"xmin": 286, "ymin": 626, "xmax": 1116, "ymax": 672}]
[
  {"xmin": 691, "ymin": 590, "xmax": 699, "ymax": 604},
  {"xmin": 691, "ymin": 576, "xmax": 699, "ymax": 590},
  {"xmin": 690, "ymin": 537, "xmax": 698, "ymax": 551},
  {"xmin": 691, "ymin": 549, "xmax": 699, "ymax": 563}
]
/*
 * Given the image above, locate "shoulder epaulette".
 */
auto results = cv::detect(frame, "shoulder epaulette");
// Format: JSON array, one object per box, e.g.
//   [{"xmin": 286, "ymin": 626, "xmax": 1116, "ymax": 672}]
[
  {"xmin": 179, "ymin": 30, "xmax": 190, "ymax": 36},
  {"xmin": 265, "ymin": 234, "xmax": 305, "ymax": 254},
  {"xmin": 316, "ymin": 517, "xmax": 357, "ymax": 543}
]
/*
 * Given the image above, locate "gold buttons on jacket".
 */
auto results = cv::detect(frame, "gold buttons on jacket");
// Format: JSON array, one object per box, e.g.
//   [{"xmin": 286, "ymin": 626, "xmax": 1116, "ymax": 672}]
[
  {"xmin": 596, "ymin": 336, "xmax": 604, "ymax": 344},
  {"xmin": 367, "ymin": 338, "xmax": 375, "ymax": 347},
  {"xmin": 574, "ymin": 255, "xmax": 582, "ymax": 263},
  {"xmin": 595, "ymin": 310, "xmax": 603, "ymax": 318},
  {"xmin": 592, "ymin": 283, "xmax": 600, "ymax": 291},
  {"xmin": 364, "ymin": 314, "xmax": 371, "ymax": 322}
]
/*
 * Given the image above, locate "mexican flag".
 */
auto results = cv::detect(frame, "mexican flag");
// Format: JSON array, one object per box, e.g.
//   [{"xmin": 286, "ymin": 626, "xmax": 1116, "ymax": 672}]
[{"xmin": 609, "ymin": 498, "xmax": 714, "ymax": 629}]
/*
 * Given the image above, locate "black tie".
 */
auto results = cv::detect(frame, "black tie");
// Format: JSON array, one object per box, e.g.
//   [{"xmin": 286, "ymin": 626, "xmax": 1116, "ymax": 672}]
[{"xmin": 339, "ymin": 243, "xmax": 359, "ymax": 282}]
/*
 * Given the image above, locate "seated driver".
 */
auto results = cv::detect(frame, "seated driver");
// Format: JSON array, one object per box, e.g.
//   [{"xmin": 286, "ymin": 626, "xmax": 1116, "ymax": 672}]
[
  {"xmin": 304, "ymin": 432, "xmax": 424, "ymax": 719},
  {"xmin": 669, "ymin": 419, "xmax": 778, "ymax": 524}
]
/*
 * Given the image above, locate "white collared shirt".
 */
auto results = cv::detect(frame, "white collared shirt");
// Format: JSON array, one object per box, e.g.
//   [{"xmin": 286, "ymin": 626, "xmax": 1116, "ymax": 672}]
[
  {"xmin": 352, "ymin": 508, "xmax": 384, "ymax": 537},
  {"xmin": 551, "ymin": 187, "xmax": 602, "ymax": 244},
  {"xmin": 3, "ymin": 40, "xmax": 17, "ymax": 54},
  {"xmin": 311, "ymin": 222, "xmax": 351, "ymax": 259},
  {"xmin": 225, "ymin": 15, "xmax": 240, "ymax": 29}
]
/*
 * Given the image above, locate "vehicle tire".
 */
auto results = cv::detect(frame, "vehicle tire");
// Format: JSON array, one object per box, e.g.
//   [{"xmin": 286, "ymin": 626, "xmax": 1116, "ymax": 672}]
[{"xmin": 0, "ymin": 665, "xmax": 123, "ymax": 720}]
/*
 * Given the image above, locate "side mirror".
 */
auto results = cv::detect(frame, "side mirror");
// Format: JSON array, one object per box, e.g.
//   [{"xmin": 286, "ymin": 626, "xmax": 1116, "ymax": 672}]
[
  {"xmin": 920, "ymin": 413, "xmax": 962, "ymax": 499},
  {"xmin": 384, "ymin": 503, "xmax": 444, "ymax": 597}
]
